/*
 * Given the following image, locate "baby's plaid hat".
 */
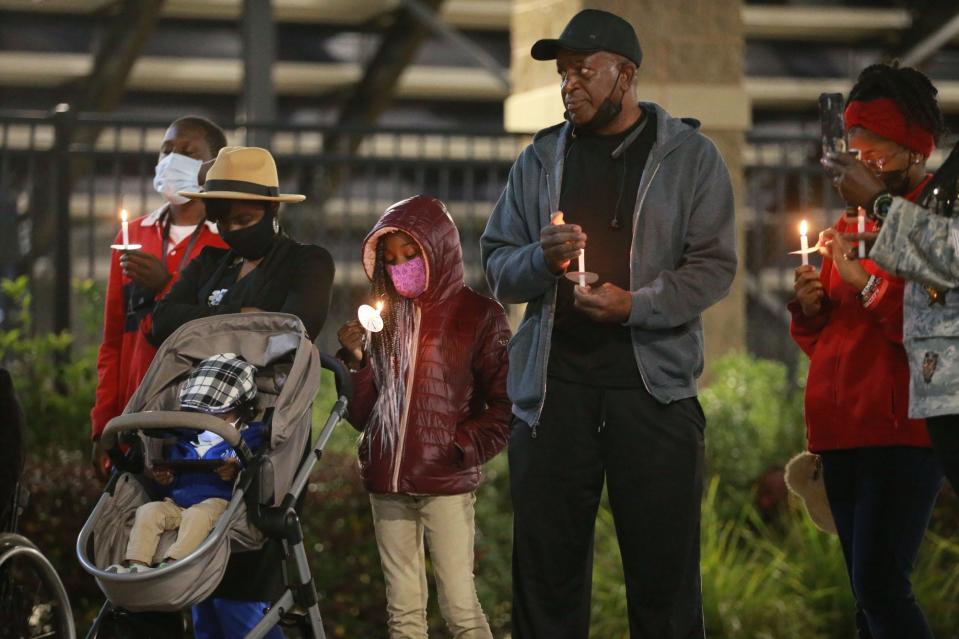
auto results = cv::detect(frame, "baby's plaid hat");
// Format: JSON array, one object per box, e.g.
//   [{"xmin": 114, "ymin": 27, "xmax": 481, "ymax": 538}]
[{"xmin": 178, "ymin": 353, "xmax": 257, "ymax": 414}]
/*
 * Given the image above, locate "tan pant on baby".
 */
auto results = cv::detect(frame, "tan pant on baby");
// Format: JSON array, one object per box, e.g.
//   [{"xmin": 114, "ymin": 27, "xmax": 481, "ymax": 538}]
[
  {"xmin": 370, "ymin": 492, "xmax": 493, "ymax": 639},
  {"xmin": 125, "ymin": 497, "xmax": 227, "ymax": 565}
]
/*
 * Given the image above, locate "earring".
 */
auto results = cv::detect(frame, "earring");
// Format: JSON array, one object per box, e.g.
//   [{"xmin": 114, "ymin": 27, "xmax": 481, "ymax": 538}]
[{"xmin": 273, "ymin": 217, "xmax": 280, "ymax": 233}]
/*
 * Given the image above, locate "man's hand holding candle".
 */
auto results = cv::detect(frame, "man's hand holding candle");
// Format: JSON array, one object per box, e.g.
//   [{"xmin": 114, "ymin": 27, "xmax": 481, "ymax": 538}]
[
  {"xmin": 541, "ymin": 211, "xmax": 587, "ymax": 274},
  {"xmin": 573, "ymin": 282, "xmax": 632, "ymax": 323},
  {"xmin": 120, "ymin": 250, "xmax": 172, "ymax": 292}
]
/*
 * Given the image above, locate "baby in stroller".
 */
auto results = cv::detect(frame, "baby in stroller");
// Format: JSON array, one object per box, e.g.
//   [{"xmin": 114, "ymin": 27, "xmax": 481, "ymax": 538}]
[
  {"xmin": 78, "ymin": 312, "xmax": 348, "ymax": 639},
  {"xmin": 109, "ymin": 353, "xmax": 267, "ymax": 574}
]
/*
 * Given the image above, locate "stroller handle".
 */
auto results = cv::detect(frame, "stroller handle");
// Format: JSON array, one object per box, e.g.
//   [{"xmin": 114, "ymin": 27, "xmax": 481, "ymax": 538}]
[
  {"xmin": 320, "ymin": 353, "xmax": 352, "ymax": 403},
  {"xmin": 100, "ymin": 411, "xmax": 243, "ymax": 450}
]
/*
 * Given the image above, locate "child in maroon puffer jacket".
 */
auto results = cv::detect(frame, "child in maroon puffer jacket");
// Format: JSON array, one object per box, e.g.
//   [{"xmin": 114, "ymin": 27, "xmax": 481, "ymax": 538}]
[{"xmin": 337, "ymin": 195, "xmax": 511, "ymax": 639}]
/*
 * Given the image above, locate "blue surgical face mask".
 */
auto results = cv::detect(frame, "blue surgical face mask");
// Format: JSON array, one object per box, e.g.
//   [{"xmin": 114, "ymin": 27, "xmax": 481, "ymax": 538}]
[{"xmin": 153, "ymin": 153, "xmax": 203, "ymax": 205}]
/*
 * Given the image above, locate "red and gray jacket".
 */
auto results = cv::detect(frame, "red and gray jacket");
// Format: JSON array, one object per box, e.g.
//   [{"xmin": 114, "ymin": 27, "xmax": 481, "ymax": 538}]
[
  {"xmin": 91, "ymin": 206, "xmax": 226, "ymax": 438},
  {"xmin": 347, "ymin": 196, "xmax": 512, "ymax": 495}
]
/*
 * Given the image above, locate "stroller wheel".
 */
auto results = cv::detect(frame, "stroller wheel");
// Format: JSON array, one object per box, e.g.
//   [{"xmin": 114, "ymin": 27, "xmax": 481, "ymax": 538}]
[
  {"xmin": 278, "ymin": 607, "xmax": 311, "ymax": 639},
  {"xmin": 0, "ymin": 533, "xmax": 75, "ymax": 639},
  {"xmin": 86, "ymin": 604, "xmax": 186, "ymax": 639}
]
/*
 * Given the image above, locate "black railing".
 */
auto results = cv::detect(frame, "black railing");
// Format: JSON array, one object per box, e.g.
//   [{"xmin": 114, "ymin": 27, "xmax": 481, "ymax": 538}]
[
  {"xmin": 7, "ymin": 107, "xmax": 944, "ymax": 365},
  {"xmin": 0, "ymin": 106, "xmax": 523, "ymax": 352}
]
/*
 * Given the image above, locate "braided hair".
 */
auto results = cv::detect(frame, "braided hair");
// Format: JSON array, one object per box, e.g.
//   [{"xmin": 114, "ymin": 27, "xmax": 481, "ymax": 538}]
[
  {"xmin": 850, "ymin": 62, "xmax": 957, "ymax": 213},
  {"xmin": 367, "ymin": 236, "xmax": 416, "ymax": 453}
]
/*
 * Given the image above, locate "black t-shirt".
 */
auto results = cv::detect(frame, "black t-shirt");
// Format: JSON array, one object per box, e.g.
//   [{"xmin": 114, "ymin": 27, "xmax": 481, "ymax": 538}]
[{"xmin": 548, "ymin": 111, "xmax": 657, "ymax": 387}]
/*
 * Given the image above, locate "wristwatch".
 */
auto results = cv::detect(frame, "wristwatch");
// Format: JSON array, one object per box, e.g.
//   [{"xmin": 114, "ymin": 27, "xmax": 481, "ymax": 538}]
[{"xmin": 866, "ymin": 191, "xmax": 894, "ymax": 223}]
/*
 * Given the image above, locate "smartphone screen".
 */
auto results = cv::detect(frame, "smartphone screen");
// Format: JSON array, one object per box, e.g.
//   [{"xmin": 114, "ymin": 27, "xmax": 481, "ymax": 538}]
[{"xmin": 819, "ymin": 92, "xmax": 846, "ymax": 155}]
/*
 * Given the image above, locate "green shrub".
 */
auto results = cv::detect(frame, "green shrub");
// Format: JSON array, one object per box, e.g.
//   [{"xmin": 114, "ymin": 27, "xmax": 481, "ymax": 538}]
[
  {"xmin": 590, "ymin": 481, "xmax": 816, "ymax": 639},
  {"xmin": 777, "ymin": 500, "xmax": 857, "ymax": 635},
  {"xmin": 700, "ymin": 352, "xmax": 806, "ymax": 517},
  {"xmin": 0, "ymin": 276, "xmax": 102, "ymax": 454},
  {"xmin": 914, "ymin": 530, "xmax": 959, "ymax": 637},
  {"xmin": 700, "ymin": 483, "xmax": 814, "ymax": 639}
]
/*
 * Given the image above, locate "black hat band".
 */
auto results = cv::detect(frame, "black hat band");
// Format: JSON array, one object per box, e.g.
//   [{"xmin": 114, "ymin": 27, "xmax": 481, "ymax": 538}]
[{"xmin": 203, "ymin": 179, "xmax": 279, "ymax": 197}]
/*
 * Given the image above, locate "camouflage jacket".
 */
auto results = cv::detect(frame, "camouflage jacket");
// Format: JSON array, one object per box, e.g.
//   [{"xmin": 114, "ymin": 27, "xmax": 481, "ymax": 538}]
[{"xmin": 870, "ymin": 196, "xmax": 959, "ymax": 419}]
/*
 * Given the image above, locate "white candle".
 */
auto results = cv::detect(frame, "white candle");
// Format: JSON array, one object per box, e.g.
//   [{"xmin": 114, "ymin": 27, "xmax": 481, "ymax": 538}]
[
  {"xmin": 857, "ymin": 209, "xmax": 866, "ymax": 258},
  {"xmin": 799, "ymin": 220, "xmax": 809, "ymax": 266},
  {"xmin": 577, "ymin": 249, "xmax": 586, "ymax": 287},
  {"xmin": 358, "ymin": 301, "xmax": 385, "ymax": 349},
  {"xmin": 121, "ymin": 208, "xmax": 130, "ymax": 247}
]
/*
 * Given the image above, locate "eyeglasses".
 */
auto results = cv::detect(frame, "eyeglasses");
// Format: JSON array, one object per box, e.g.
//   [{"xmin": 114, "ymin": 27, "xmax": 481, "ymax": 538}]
[{"xmin": 861, "ymin": 148, "xmax": 909, "ymax": 173}]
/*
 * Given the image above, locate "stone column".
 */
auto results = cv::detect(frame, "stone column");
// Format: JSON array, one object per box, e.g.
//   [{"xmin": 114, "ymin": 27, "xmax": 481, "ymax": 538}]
[{"xmin": 507, "ymin": 0, "xmax": 748, "ymax": 368}]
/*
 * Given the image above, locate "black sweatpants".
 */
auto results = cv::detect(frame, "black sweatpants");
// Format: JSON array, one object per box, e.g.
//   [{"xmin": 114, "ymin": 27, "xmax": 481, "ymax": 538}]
[
  {"xmin": 509, "ymin": 377, "xmax": 706, "ymax": 639},
  {"xmin": 927, "ymin": 414, "xmax": 959, "ymax": 492}
]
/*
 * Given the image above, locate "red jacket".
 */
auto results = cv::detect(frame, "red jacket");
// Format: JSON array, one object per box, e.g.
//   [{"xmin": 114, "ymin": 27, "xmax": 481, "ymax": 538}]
[
  {"xmin": 90, "ymin": 206, "xmax": 227, "ymax": 438},
  {"xmin": 348, "ymin": 196, "xmax": 512, "ymax": 495},
  {"xmin": 790, "ymin": 181, "xmax": 930, "ymax": 452}
]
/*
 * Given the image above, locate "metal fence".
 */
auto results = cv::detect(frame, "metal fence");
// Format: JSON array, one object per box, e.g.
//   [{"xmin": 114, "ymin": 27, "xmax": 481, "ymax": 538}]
[
  {"xmin": 742, "ymin": 132, "xmax": 847, "ymax": 368},
  {"xmin": 5, "ymin": 106, "xmax": 939, "ymax": 366},
  {"xmin": 0, "ymin": 106, "xmax": 524, "ymax": 353}
]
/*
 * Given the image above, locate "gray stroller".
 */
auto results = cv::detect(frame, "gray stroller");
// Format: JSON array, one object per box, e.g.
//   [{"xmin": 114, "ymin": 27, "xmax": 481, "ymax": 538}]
[{"xmin": 76, "ymin": 312, "xmax": 351, "ymax": 639}]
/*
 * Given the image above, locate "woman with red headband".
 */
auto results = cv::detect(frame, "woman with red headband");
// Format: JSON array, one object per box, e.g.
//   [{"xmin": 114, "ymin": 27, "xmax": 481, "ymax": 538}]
[{"xmin": 790, "ymin": 63, "xmax": 943, "ymax": 639}]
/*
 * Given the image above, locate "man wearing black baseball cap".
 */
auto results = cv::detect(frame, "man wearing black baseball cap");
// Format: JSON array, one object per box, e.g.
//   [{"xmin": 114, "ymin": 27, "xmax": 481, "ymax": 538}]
[{"xmin": 482, "ymin": 8, "xmax": 736, "ymax": 639}]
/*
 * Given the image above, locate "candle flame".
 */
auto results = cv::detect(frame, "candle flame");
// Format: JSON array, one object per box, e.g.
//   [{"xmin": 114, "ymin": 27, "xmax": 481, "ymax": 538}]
[
  {"xmin": 120, "ymin": 208, "xmax": 128, "ymax": 223},
  {"xmin": 799, "ymin": 220, "xmax": 808, "ymax": 236}
]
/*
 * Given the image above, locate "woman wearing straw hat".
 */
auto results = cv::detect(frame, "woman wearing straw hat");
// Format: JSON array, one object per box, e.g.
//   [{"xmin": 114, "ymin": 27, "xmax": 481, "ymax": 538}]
[{"xmin": 151, "ymin": 146, "xmax": 334, "ymax": 345}]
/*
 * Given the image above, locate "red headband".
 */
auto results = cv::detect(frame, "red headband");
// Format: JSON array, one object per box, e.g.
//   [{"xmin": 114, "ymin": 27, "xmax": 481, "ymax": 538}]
[{"xmin": 844, "ymin": 98, "xmax": 936, "ymax": 158}]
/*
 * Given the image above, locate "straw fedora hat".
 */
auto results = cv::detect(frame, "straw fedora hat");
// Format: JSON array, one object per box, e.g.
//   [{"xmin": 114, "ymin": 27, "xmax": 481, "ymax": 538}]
[
  {"xmin": 784, "ymin": 451, "xmax": 837, "ymax": 534},
  {"xmin": 179, "ymin": 146, "xmax": 305, "ymax": 203}
]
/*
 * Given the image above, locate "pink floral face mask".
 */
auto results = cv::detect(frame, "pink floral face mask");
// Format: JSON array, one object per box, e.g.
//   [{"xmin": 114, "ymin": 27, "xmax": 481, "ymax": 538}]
[{"xmin": 387, "ymin": 256, "xmax": 427, "ymax": 298}]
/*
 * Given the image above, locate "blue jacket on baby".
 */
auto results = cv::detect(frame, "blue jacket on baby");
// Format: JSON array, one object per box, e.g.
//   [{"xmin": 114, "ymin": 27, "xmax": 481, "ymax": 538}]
[{"xmin": 165, "ymin": 421, "xmax": 269, "ymax": 508}]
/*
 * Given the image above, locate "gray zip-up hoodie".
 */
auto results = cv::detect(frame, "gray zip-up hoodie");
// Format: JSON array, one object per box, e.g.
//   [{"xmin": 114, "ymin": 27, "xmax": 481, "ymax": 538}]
[{"xmin": 481, "ymin": 102, "xmax": 737, "ymax": 427}]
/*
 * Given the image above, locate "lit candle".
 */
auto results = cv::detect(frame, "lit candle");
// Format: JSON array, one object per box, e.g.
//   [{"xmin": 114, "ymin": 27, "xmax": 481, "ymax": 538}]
[
  {"xmin": 577, "ymin": 249, "xmax": 586, "ymax": 287},
  {"xmin": 358, "ymin": 301, "xmax": 385, "ymax": 349},
  {"xmin": 857, "ymin": 209, "xmax": 866, "ymax": 259},
  {"xmin": 800, "ymin": 220, "xmax": 809, "ymax": 266},
  {"xmin": 121, "ymin": 208, "xmax": 130, "ymax": 248}
]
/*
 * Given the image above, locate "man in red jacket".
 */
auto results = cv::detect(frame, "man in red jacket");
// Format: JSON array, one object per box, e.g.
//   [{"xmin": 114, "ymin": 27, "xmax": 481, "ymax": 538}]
[{"xmin": 90, "ymin": 116, "xmax": 228, "ymax": 477}]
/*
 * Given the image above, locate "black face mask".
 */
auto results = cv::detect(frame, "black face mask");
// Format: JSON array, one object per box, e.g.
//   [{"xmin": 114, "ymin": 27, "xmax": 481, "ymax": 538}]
[
  {"xmin": 877, "ymin": 167, "xmax": 912, "ymax": 196},
  {"xmin": 567, "ymin": 71, "xmax": 624, "ymax": 132},
  {"xmin": 221, "ymin": 209, "xmax": 276, "ymax": 260}
]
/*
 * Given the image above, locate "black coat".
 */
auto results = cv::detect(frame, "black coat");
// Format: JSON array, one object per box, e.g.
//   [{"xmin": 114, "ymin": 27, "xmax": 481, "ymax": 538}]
[{"xmin": 151, "ymin": 235, "xmax": 334, "ymax": 345}]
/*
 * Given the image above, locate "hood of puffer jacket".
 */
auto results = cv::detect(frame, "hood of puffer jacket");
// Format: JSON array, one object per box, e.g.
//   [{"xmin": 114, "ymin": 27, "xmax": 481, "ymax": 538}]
[{"xmin": 362, "ymin": 195, "xmax": 465, "ymax": 304}]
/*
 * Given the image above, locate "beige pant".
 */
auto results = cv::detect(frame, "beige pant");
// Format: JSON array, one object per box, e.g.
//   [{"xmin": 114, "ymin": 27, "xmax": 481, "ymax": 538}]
[
  {"xmin": 125, "ymin": 497, "xmax": 227, "ymax": 565},
  {"xmin": 370, "ymin": 493, "xmax": 493, "ymax": 639}
]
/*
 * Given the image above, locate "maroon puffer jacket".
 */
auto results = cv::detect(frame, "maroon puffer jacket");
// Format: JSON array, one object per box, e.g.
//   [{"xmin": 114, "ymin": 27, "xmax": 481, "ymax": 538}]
[{"xmin": 348, "ymin": 195, "xmax": 512, "ymax": 495}]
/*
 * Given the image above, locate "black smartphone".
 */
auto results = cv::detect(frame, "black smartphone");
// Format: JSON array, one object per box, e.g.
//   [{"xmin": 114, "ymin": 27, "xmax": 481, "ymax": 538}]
[{"xmin": 819, "ymin": 92, "xmax": 847, "ymax": 155}]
